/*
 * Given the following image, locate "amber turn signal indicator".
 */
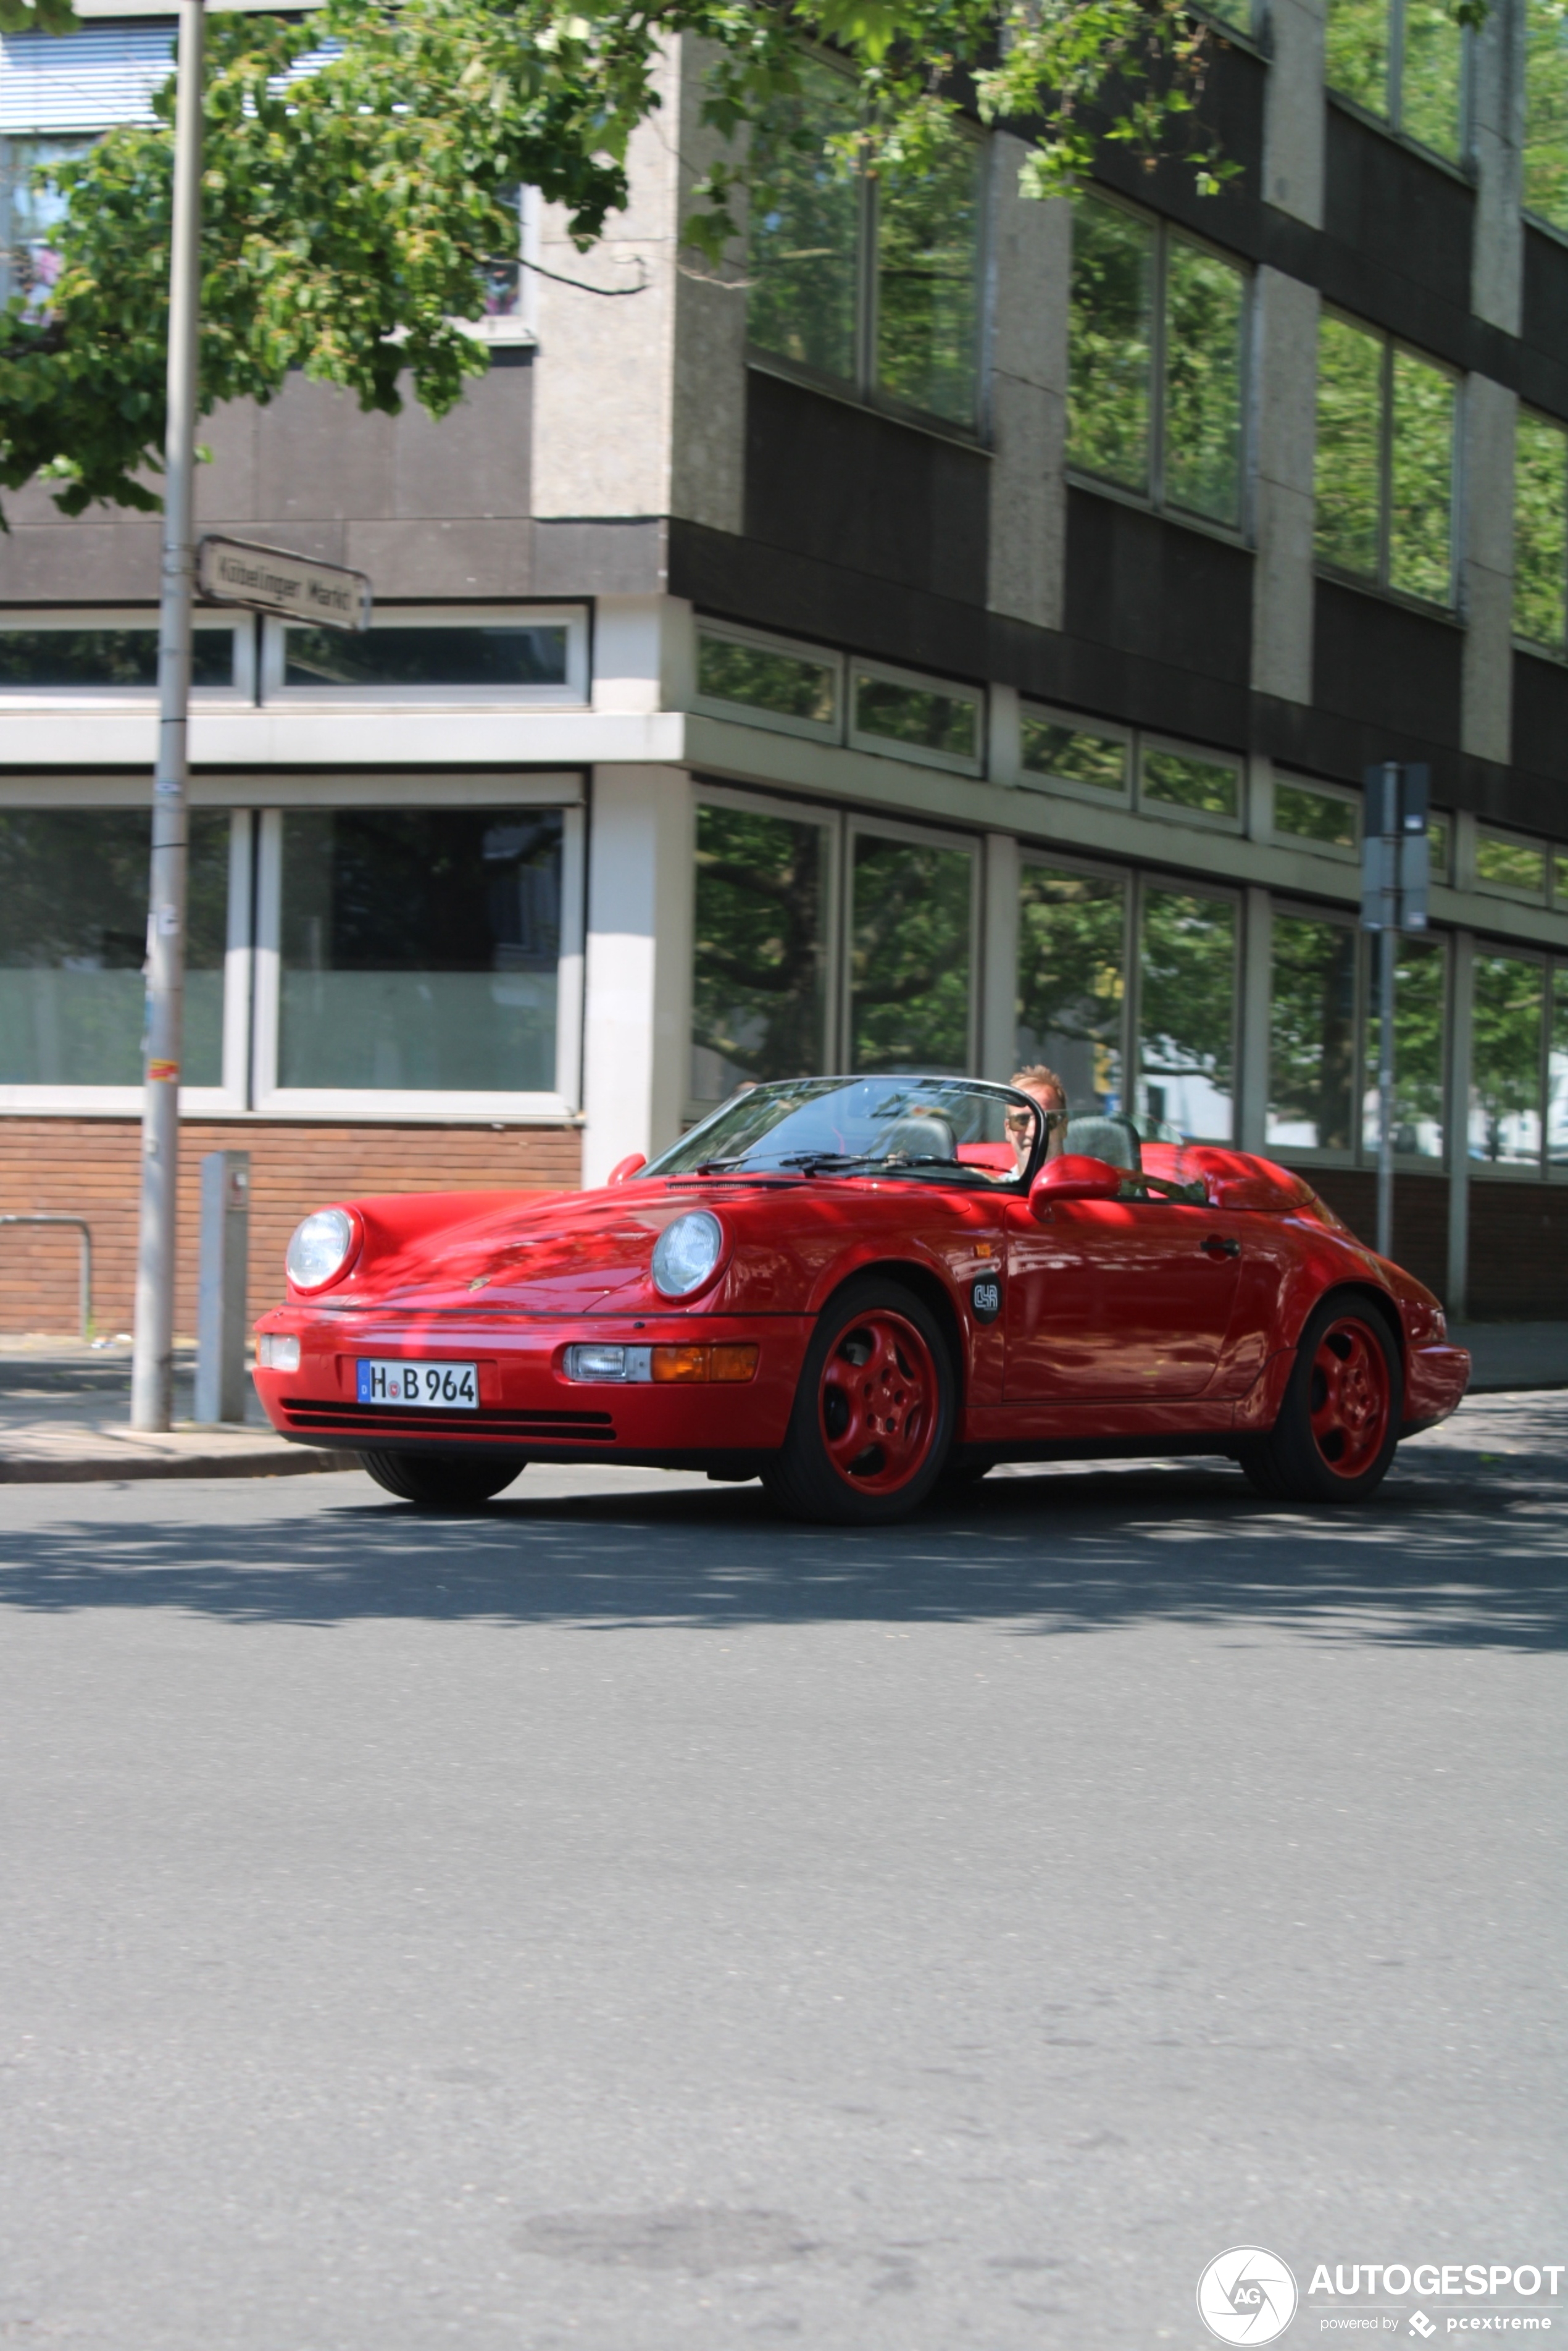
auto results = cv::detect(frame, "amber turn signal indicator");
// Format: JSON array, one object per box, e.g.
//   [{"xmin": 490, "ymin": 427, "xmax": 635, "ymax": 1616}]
[{"xmin": 650, "ymin": 1342, "xmax": 759, "ymax": 1384}]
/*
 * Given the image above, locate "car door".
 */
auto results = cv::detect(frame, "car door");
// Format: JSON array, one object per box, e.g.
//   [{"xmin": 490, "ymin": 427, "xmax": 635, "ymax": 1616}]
[{"xmin": 1003, "ymin": 1193, "xmax": 1246, "ymax": 1402}]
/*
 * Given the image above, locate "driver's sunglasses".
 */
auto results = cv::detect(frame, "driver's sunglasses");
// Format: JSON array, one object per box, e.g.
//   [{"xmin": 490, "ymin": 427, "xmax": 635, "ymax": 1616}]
[{"xmin": 1006, "ymin": 1106, "xmax": 1067, "ymax": 1130}]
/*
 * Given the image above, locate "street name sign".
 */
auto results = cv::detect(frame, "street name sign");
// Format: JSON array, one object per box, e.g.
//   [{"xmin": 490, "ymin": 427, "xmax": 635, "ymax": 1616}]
[{"xmin": 196, "ymin": 535, "xmax": 372, "ymax": 632}]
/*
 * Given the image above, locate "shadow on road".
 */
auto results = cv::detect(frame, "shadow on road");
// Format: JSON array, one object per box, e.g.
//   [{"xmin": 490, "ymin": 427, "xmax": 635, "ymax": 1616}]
[{"xmin": 1, "ymin": 1423, "xmax": 1564, "ymax": 1649}]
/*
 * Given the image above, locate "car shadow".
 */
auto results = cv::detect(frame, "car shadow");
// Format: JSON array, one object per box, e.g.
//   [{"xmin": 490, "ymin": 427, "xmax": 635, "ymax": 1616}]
[{"xmin": 1, "ymin": 1435, "xmax": 1564, "ymax": 1651}]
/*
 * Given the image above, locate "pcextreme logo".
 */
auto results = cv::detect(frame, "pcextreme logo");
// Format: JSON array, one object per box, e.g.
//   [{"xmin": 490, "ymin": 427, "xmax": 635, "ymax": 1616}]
[{"xmin": 1198, "ymin": 2248, "xmax": 1301, "ymax": 2344}]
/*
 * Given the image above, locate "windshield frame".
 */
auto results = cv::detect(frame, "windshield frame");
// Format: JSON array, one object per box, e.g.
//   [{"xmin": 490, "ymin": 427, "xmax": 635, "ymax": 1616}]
[{"xmin": 640, "ymin": 1075, "xmax": 1052, "ymax": 1190}]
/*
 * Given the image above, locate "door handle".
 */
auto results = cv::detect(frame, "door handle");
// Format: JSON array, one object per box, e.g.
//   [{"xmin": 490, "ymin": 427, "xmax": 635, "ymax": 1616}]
[{"xmin": 1201, "ymin": 1234, "xmax": 1240, "ymax": 1258}]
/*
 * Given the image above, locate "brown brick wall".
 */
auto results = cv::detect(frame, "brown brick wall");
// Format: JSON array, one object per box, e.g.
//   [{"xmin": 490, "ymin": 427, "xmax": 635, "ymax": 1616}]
[
  {"xmin": 0, "ymin": 1118, "xmax": 583, "ymax": 1338},
  {"xmin": 1293, "ymin": 1167, "xmax": 1568, "ymax": 1319},
  {"xmin": 1309, "ymin": 1169, "xmax": 1450, "ymax": 1304}
]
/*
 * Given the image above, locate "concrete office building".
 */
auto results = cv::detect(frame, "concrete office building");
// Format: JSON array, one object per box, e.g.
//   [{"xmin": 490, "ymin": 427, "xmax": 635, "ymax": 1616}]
[{"xmin": 4, "ymin": 0, "xmax": 1568, "ymax": 1330}]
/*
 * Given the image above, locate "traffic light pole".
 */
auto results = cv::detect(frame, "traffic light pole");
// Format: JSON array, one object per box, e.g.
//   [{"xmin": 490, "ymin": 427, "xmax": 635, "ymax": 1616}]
[
  {"xmin": 1361, "ymin": 760, "xmax": 1429, "ymax": 1272},
  {"xmin": 130, "ymin": 0, "xmax": 204, "ymax": 1432}
]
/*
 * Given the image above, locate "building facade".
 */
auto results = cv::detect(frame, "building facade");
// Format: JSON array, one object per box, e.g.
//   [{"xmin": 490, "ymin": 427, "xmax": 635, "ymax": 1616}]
[{"xmin": 4, "ymin": 0, "xmax": 1568, "ymax": 1332}]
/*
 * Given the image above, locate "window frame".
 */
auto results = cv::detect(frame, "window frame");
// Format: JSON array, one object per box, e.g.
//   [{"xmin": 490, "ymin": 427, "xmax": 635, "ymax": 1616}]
[
  {"xmin": 250, "ymin": 793, "xmax": 586, "ymax": 1121},
  {"xmin": 1314, "ymin": 308, "xmax": 1462, "ymax": 612},
  {"xmin": 1016, "ymin": 700, "xmax": 1134, "ymax": 810},
  {"xmin": 0, "ymin": 606, "xmax": 255, "ymax": 703},
  {"xmin": 1135, "ymin": 733, "xmax": 1246, "ymax": 835},
  {"xmin": 0, "ymin": 802, "xmax": 253, "ymax": 1115},
  {"xmin": 262, "ymin": 603, "xmax": 590, "ymax": 708},
  {"xmin": 1065, "ymin": 189, "xmax": 1254, "ymax": 542},
  {"xmin": 1324, "ymin": 0, "xmax": 1472, "ymax": 166},
  {"xmin": 846, "ymin": 655, "xmax": 986, "ymax": 778},
  {"xmin": 686, "ymin": 780, "xmax": 843, "ymax": 1122},
  {"xmin": 1266, "ymin": 772, "xmax": 1363, "ymax": 862},
  {"xmin": 1263, "ymin": 896, "xmax": 1364, "ymax": 1166},
  {"xmin": 1474, "ymin": 824, "xmax": 1550, "ymax": 906},
  {"xmin": 690, "ymin": 619, "xmax": 844, "ymax": 745},
  {"xmin": 743, "ymin": 52, "xmax": 989, "ymax": 442}
]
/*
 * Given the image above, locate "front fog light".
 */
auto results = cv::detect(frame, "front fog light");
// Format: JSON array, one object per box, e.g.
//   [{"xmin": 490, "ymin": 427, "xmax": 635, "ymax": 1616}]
[
  {"xmin": 286, "ymin": 1208, "xmax": 355, "ymax": 1291},
  {"xmin": 651, "ymin": 1210, "xmax": 724, "ymax": 1298},
  {"xmin": 257, "ymin": 1334, "xmax": 301, "ymax": 1372}
]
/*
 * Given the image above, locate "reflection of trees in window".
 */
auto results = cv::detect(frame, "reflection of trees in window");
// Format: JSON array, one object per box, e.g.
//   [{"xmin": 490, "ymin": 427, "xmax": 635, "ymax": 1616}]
[
  {"xmin": 1067, "ymin": 195, "xmax": 1246, "ymax": 527},
  {"xmin": 1514, "ymin": 411, "xmax": 1568, "ymax": 649},
  {"xmin": 1137, "ymin": 889, "xmax": 1236, "ymax": 1140},
  {"xmin": 850, "ymin": 837, "xmax": 972, "ymax": 1072},
  {"xmin": 1267, "ymin": 916, "xmax": 1357, "ymax": 1151},
  {"xmin": 1141, "ymin": 749, "xmax": 1238, "ymax": 819},
  {"xmin": 1362, "ymin": 934, "xmax": 1446, "ymax": 1158},
  {"xmin": 0, "ymin": 136, "xmax": 94, "ymax": 316},
  {"xmin": 1549, "ymin": 969, "xmax": 1568, "ymax": 1164},
  {"xmin": 1315, "ymin": 313, "xmax": 1454, "ymax": 605},
  {"xmin": 852, "ymin": 674, "xmax": 977, "ymax": 758},
  {"xmin": 1015, "ymin": 867, "xmax": 1125, "ymax": 1116},
  {"xmin": 1469, "ymin": 954, "xmax": 1545, "ymax": 1164},
  {"xmin": 696, "ymin": 635, "xmax": 836, "ymax": 725},
  {"xmin": 1525, "ymin": 0, "xmax": 1568, "ymax": 228},
  {"xmin": 746, "ymin": 57, "xmax": 982, "ymax": 428},
  {"xmin": 0, "ymin": 807, "xmax": 228, "ymax": 1085},
  {"xmin": 1325, "ymin": 0, "xmax": 1462, "ymax": 156},
  {"xmin": 691, "ymin": 804, "xmax": 827, "ymax": 1100}
]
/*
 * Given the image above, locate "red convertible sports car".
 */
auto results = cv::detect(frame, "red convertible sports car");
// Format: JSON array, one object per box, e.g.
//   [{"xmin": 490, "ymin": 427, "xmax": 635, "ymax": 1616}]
[{"xmin": 253, "ymin": 1075, "xmax": 1470, "ymax": 1523}]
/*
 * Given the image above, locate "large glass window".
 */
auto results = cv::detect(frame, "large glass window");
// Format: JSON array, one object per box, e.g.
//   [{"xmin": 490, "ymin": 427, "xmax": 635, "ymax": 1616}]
[
  {"xmin": 1514, "ymin": 409, "xmax": 1568, "ymax": 652},
  {"xmin": 0, "ymin": 135, "xmax": 92, "ymax": 316},
  {"xmin": 277, "ymin": 809, "xmax": 562, "ymax": 1093},
  {"xmin": 1016, "ymin": 865, "xmax": 1127, "ymax": 1117},
  {"xmin": 282, "ymin": 622, "xmax": 569, "ymax": 690},
  {"xmin": 747, "ymin": 57, "xmax": 983, "ymax": 430},
  {"xmin": 1267, "ymin": 914, "xmax": 1358, "ymax": 1151},
  {"xmin": 691, "ymin": 800, "xmax": 828, "ymax": 1105},
  {"xmin": 1315, "ymin": 314, "xmax": 1456, "ymax": 605},
  {"xmin": 1137, "ymin": 888, "xmax": 1236, "ymax": 1140},
  {"xmin": 849, "ymin": 833, "xmax": 974, "ymax": 1073},
  {"xmin": 0, "ymin": 625, "xmax": 236, "ymax": 690},
  {"xmin": 1067, "ymin": 194, "xmax": 1248, "ymax": 530},
  {"xmin": 1525, "ymin": 0, "xmax": 1568, "ymax": 228},
  {"xmin": 1470, "ymin": 953, "xmax": 1545, "ymax": 1165},
  {"xmin": 1325, "ymin": 0, "xmax": 1464, "ymax": 158},
  {"xmin": 1361, "ymin": 933, "xmax": 1446, "ymax": 1159},
  {"xmin": 0, "ymin": 809, "xmax": 229, "ymax": 1088},
  {"xmin": 1549, "ymin": 967, "xmax": 1568, "ymax": 1167}
]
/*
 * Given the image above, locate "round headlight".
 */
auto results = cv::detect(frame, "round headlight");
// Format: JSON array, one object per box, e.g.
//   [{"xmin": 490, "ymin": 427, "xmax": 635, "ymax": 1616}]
[
  {"xmin": 286, "ymin": 1207, "xmax": 356, "ymax": 1292},
  {"xmin": 651, "ymin": 1209, "xmax": 724, "ymax": 1298}
]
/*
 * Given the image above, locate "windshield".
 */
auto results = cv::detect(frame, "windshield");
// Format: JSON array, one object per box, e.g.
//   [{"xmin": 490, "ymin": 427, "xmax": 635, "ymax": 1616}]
[{"xmin": 643, "ymin": 1077, "xmax": 1042, "ymax": 1185}]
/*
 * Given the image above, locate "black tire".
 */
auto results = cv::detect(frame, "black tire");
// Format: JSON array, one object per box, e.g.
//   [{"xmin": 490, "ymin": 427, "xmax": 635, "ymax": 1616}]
[
  {"xmin": 1239, "ymin": 1295, "xmax": 1403, "ymax": 1505},
  {"xmin": 762, "ymin": 1276, "xmax": 956, "ymax": 1526},
  {"xmin": 935, "ymin": 1458, "xmax": 993, "ymax": 1501},
  {"xmin": 361, "ymin": 1450, "xmax": 527, "ymax": 1507}
]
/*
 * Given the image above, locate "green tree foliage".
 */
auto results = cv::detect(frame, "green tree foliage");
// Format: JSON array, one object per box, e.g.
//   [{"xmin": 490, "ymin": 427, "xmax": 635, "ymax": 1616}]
[
  {"xmin": 849, "ymin": 836, "xmax": 971, "ymax": 1071},
  {"xmin": 1268, "ymin": 915, "xmax": 1355, "ymax": 1150},
  {"xmin": 693, "ymin": 803, "xmax": 828, "ymax": 1085},
  {"xmin": 0, "ymin": 0, "xmax": 1248, "ymax": 518}
]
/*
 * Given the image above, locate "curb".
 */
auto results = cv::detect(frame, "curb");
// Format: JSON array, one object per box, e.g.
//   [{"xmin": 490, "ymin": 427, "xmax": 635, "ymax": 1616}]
[{"xmin": 0, "ymin": 1445, "xmax": 362, "ymax": 1485}]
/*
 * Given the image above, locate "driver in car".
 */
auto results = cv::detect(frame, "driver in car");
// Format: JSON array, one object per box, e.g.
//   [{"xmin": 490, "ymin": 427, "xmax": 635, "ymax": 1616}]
[{"xmin": 1007, "ymin": 1064, "xmax": 1069, "ymax": 1174}]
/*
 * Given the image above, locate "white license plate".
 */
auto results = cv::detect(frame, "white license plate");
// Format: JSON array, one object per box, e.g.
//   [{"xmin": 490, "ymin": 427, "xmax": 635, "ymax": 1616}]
[{"xmin": 356, "ymin": 1359, "xmax": 478, "ymax": 1409}]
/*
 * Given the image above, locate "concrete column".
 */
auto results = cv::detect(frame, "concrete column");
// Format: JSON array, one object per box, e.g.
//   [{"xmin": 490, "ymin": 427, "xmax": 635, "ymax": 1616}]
[
  {"xmin": 1446, "ymin": 927, "xmax": 1474, "ymax": 1315},
  {"xmin": 582, "ymin": 766, "xmax": 694, "ymax": 1184},
  {"xmin": 1239, "ymin": 883, "xmax": 1274, "ymax": 1152},
  {"xmin": 980, "ymin": 830, "xmax": 1022, "ymax": 1081},
  {"xmin": 1250, "ymin": 267, "xmax": 1321, "ymax": 706},
  {"xmin": 1461, "ymin": 373, "xmax": 1518, "ymax": 765},
  {"xmin": 1261, "ymin": 0, "xmax": 1327, "ymax": 226},
  {"xmin": 1469, "ymin": 0, "xmax": 1524, "ymax": 336},
  {"xmin": 532, "ymin": 37, "xmax": 746, "ymax": 533},
  {"xmin": 986, "ymin": 137, "xmax": 1070, "ymax": 630}
]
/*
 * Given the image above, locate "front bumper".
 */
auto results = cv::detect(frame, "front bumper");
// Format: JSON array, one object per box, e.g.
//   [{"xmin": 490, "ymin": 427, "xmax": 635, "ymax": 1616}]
[
  {"xmin": 252, "ymin": 1309, "xmax": 811, "ymax": 1465},
  {"xmin": 1400, "ymin": 1340, "xmax": 1472, "ymax": 1435}
]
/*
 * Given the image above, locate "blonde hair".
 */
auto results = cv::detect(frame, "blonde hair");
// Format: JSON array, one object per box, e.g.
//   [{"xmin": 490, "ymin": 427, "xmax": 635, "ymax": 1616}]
[{"xmin": 1009, "ymin": 1064, "xmax": 1067, "ymax": 1107}]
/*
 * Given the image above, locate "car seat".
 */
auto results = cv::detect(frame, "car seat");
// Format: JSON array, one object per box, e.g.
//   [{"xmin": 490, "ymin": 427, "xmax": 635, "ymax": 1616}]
[
  {"xmin": 878, "ymin": 1110, "xmax": 957, "ymax": 1161},
  {"xmin": 1062, "ymin": 1113, "xmax": 1142, "ymax": 1170}
]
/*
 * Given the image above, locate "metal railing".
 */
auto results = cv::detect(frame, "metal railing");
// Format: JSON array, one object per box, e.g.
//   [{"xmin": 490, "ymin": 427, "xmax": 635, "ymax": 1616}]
[{"xmin": 0, "ymin": 1216, "xmax": 93, "ymax": 1341}]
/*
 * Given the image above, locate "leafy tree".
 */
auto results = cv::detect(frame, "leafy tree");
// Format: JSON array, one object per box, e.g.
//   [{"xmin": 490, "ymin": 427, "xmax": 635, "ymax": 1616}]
[{"xmin": 0, "ymin": 0, "xmax": 1243, "ymax": 519}]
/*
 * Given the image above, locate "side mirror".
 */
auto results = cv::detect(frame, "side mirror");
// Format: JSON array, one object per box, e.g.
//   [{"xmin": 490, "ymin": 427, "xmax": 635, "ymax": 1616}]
[
  {"xmin": 1030, "ymin": 1153, "xmax": 1125, "ymax": 1219},
  {"xmin": 606, "ymin": 1153, "xmax": 647, "ymax": 1187}
]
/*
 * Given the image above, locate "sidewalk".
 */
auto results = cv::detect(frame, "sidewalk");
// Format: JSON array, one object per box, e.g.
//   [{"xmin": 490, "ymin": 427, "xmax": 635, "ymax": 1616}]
[
  {"xmin": 0, "ymin": 1343, "xmax": 356, "ymax": 1484},
  {"xmin": 0, "ymin": 1323, "xmax": 1561, "ymax": 1483}
]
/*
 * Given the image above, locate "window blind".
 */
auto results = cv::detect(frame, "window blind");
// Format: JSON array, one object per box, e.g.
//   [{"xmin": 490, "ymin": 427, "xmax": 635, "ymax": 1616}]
[{"xmin": 0, "ymin": 26, "xmax": 176, "ymax": 134}]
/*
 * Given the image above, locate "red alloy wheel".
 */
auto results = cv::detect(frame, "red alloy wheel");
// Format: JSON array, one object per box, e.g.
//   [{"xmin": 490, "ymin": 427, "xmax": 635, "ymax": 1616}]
[
  {"xmin": 1307, "ymin": 1314, "xmax": 1392, "ymax": 1479},
  {"xmin": 817, "ymin": 1309, "xmax": 940, "ymax": 1496}
]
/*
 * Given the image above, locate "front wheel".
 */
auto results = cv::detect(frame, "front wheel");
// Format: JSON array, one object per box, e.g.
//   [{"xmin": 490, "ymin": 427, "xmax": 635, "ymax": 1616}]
[
  {"xmin": 1239, "ymin": 1298, "xmax": 1401, "ymax": 1504},
  {"xmin": 762, "ymin": 1277, "xmax": 954, "ymax": 1526},
  {"xmin": 361, "ymin": 1450, "xmax": 527, "ymax": 1508}
]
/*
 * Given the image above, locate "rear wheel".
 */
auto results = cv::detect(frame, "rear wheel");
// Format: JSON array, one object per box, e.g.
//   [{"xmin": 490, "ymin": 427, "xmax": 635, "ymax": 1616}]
[
  {"xmin": 361, "ymin": 1450, "xmax": 527, "ymax": 1508},
  {"xmin": 762, "ymin": 1277, "xmax": 954, "ymax": 1526},
  {"xmin": 1239, "ymin": 1298, "xmax": 1401, "ymax": 1505}
]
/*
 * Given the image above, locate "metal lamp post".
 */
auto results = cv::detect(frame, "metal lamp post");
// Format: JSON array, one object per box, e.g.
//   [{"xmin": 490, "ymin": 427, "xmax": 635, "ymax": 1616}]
[{"xmin": 130, "ymin": 0, "xmax": 204, "ymax": 1430}]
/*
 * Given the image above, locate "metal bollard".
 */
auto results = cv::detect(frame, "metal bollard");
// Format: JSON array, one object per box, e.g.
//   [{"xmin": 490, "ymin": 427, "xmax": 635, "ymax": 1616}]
[{"xmin": 194, "ymin": 1150, "xmax": 250, "ymax": 1424}]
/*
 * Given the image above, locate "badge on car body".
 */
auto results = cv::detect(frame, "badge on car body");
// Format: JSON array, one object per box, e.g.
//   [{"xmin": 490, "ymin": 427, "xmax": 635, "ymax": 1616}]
[{"xmin": 971, "ymin": 1274, "xmax": 1002, "ymax": 1324}]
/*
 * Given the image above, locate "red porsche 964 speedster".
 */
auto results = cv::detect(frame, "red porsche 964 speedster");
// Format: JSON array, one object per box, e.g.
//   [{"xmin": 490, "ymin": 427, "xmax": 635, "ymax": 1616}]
[{"xmin": 252, "ymin": 1075, "xmax": 1470, "ymax": 1522}]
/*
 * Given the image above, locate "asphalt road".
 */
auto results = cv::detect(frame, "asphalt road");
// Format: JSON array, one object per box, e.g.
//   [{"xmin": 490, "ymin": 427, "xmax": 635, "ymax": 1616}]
[{"xmin": 0, "ymin": 1398, "xmax": 1563, "ymax": 2351}]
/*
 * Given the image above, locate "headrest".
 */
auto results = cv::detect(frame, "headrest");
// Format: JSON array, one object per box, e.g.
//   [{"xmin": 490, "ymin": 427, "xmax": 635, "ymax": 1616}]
[
  {"xmin": 879, "ymin": 1111, "xmax": 957, "ymax": 1161},
  {"xmin": 1062, "ymin": 1114, "xmax": 1142, "ymax": 1171}
]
